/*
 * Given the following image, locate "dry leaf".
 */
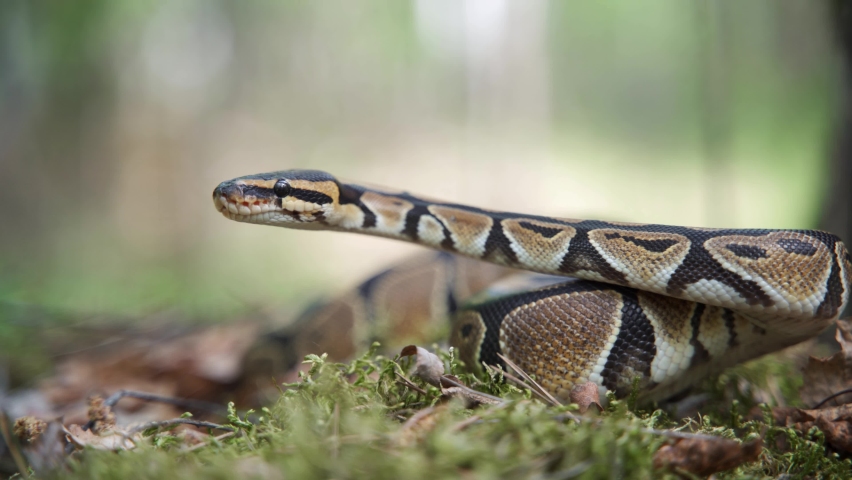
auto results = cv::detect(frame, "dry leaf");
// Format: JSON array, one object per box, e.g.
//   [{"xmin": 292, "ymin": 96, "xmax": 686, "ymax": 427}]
[
  {"xmin": 653, "ymin": 436, "xmax": 762, "ymax": 476},
  {"xmin": 569, "ymin": 382, "xmax": 602, "ymax": 414},
  {"xmin": 800, "ymin": 319, "xmax": 852, "ymax": 407},
  {"xmin": 63, "ymin": 424, "xmax": 139, "ymax": 451},
  {"xmin": 770, "ymin": 404, "xmax": 852, "ymax": 454},
  {"xmin": 400, "ymin": 345, "xmax": 444, "ymax": 387}
]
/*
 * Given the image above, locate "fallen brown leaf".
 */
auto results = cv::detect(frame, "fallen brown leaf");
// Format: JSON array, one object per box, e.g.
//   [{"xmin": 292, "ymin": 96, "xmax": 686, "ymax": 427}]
[
  {"xmin": 800, "ymin": 319, "xmax": 852, "ymax": 407},
  {"xmin": 769, "ymin": 404, "xmax": 852, "ymax": 454},
  {"xmin": 568, "ymin": 382, "xmax": 602, "ymax": 414},
  {"xmin": 653, "ymin": 436, "xmax": 762, "ymax": 476},
  {"xmin": 63, "ymin": 424, "xmax": 139, "ymax": 451}
]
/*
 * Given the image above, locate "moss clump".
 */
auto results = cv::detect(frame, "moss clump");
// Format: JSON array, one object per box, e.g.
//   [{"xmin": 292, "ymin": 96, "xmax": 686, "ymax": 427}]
[{"xmin": 57, "ymin": 347, "xmax": 851, "ymax": 480}]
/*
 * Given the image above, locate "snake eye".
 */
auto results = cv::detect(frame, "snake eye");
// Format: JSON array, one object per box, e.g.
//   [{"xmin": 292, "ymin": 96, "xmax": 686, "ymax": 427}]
[{"xmin": 273, "ymin": 179, "xmax": 292, "ymax": 198}]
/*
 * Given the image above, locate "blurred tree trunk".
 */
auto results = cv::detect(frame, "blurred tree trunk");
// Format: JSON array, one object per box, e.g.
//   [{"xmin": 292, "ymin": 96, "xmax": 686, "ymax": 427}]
[
  {"xmin": 825, "ymin": 0, "xmax": 852, "ymax": 317},
  {"xmin": 824, "ymin": 1, "xmax": 852, "ymax": 245}
]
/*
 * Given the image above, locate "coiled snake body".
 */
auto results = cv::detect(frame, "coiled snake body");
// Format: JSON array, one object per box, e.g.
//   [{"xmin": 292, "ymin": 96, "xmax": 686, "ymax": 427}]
[{"xmin": 214, "ymin": 170, "xmax": 852, "ymax": 402}]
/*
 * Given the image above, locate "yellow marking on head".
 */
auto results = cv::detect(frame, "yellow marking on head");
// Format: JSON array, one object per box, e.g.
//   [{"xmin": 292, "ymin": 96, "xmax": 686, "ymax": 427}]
[
  {"xmin": 428, "ymin": 206, "xmax": 493, "ymax": 257},
  {"xmin": 588, "ymin": 229, "xmax": 691, "ymax": 285},
  {"xmin": 501, "ymin": 218, "xmax": 576, "ymax": 272},
  {"xmin": 499, "ymin": 290, "xmax": 623, "ymax": 401}
]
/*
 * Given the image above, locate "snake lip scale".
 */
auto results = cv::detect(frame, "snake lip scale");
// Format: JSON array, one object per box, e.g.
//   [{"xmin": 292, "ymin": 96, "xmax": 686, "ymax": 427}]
[{"xmin": 214, "ymin": 169, "xmax": 852, "ymax": 402}]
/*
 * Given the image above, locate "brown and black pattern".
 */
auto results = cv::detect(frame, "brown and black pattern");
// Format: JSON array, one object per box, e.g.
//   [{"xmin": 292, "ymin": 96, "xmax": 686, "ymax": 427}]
[{"xmin": 215, "ymin": 169, "xmax": 852, "ymax": 401}]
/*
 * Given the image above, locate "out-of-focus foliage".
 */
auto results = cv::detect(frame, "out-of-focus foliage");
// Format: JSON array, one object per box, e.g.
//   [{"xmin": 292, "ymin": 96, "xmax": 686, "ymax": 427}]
[{"xmin": 0, "ymin": 0, "xmax": 840, "ymax": 316}]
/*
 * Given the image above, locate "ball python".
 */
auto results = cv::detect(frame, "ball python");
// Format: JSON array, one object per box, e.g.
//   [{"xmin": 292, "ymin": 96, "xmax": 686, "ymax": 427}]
[{"xmin": 214, "ymin": 169, "xmax": 852, "ymax": 402}]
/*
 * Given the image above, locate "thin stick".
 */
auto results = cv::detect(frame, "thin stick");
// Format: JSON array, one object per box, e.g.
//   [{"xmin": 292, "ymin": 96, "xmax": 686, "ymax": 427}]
[
  {"xmin": 0, "ymin": 411, "xmax": 28, "ymax": 476},
  {"xmin": 181, "ymin": 431, "xmax": 235, "ymax": 453},
  {"xmin": 439, "ymin": 375, "xmax": 505, "ymax": 405},
  {"xmin": 496, "ymin": 354, "xmax": 562, "ymax": 407},
  {"xmin": 127, "ymin": 418, "xmax": 234, "ymax": 435},
  {"xmin": 812, "ymin": 387, "xmax": 852, "ymax": 409},
  {"xmin": 395, "ymin": 372, "xmax": 428, "ymax": 395},
  {"xmin": 84, "ymin": 390, "xmax": 229, "ymax": 431}
]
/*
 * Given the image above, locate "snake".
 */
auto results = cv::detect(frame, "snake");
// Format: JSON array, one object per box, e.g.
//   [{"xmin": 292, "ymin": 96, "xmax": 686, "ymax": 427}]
[{"xmin": 214, "ymin": 169, "xmax": 852, "ymax": 402}]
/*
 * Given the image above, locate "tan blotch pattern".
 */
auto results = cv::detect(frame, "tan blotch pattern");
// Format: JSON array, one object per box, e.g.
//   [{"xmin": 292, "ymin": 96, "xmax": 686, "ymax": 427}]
[
  {"xmin": 637, "ymin": 293, "xmax": 696, "ymax": 383},
  {"xmin": 588, "ymin": 229, "xmax": 691, "ymax": 290},
  {"xmin": 704, "ymin": 232, "xmax": 832, "ymax": 315},
  {"xmin": 428, "ymin": 206, "xmax": 493, "ymax": 257},
  {"xmin": 450, "ymin": 311, "xmax": 488, "ymax": 372},
  {"xmin": 501, "ymin": 219, "xmax": 577, "ymax": 272},
  {"xmin": 836, "ymin": 242, "xmax": 852, "ymax": 313},
  {"xmin": 695, "ymin": 307, "xmax": 729, "ymax": 359},
  {"xmin": 360, "ymin": 191, "xmax": 414, "ymax": 236},
  {"xmin": 416, "ymin": 215, "xmax": 446, "ymax": 247},
  {"xmin": 498, "ymin": 290, "xmax": 623, "ymax": 401},
  {"xmin": 370, "ymin": 258, "xmax": 449, "ymax": 341}
]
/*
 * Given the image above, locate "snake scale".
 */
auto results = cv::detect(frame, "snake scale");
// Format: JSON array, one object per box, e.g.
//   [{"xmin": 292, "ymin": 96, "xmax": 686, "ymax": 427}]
[{"xmin": 214, "ymin": 169, "xmax": 852, "ymax": 402}]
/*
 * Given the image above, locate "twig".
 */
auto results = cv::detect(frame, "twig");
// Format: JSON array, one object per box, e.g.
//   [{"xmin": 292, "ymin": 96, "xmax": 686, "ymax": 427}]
[
  {"xmin": 180, "ymin": 431, "xmax": 235, "ymax": 453},
  {"xmin": 127, "ymin": 418, "xmax": 234, "ymax": 436},
  {"xmin": 84, "ymin": 390, "xmax": 229, "ymax": 431},
  {"xmin": 439, "ymin": 375, "xmax": 505, "ymax": 405},
  {"xmin": 484, "ymin": 363, "xmax": 562, "ymax": 408},
  {"xmin": 0, "ymin": 410, "xmax": 29, "ymax": 476},
  {"xmin": 395, "ymin": 372, "xmax": 428, "ymax": 395},
  {"xmin": 812, "ymin": 387, "xmax": 852, "ymax": 409},
  {"xmin": 497, "ymin": 354, "xmax": 563, "ymax": 407}
]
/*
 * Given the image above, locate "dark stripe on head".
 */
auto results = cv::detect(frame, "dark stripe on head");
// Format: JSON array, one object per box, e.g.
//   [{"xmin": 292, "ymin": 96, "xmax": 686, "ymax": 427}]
[
  {"xmin": 338, "ymin": 183, "xmax": 363, "ymax": 205},
  {"xmin": 290, "ymin": 188, "xmax": 333, "ymax": 205}
]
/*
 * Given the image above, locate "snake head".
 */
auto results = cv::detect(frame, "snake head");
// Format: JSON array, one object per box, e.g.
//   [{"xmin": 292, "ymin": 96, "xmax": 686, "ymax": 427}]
[{"xmin": 213, "ymin": 169, "xmax": 344, "ymax": 228}]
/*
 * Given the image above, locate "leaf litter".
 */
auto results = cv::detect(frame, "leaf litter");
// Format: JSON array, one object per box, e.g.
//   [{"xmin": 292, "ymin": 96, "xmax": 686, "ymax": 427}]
[{"xmin": 4, "ymin": 322, "xmax": 852, "ymax": 477}]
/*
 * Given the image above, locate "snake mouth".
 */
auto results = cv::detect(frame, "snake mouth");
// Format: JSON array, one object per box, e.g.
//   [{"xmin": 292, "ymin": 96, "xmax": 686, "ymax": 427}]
[{"xmin": 213, "ymin": 193, "xmax": 323, "ymax": 224}]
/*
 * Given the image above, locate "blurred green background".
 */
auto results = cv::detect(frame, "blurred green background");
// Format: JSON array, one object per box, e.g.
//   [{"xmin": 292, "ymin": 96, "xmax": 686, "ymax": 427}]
[{"xmin": 0, "ymin": 0, "xmax": 842, "ymax": 319}]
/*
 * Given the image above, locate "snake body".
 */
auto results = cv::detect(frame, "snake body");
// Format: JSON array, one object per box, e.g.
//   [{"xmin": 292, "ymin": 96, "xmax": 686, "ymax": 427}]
[{"xmin": 214, "ymin": 169, "xmax": 852, "ymax": 402}]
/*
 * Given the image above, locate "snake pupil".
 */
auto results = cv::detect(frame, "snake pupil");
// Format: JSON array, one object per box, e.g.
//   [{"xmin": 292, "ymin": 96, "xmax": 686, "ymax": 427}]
[{"xmin": 273, "ymin": 179, "xmax": 292, "ymax": 198}]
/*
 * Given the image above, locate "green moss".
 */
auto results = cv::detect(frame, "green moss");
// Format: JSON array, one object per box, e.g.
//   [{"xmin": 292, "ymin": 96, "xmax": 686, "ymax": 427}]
[{"xmin": 52, "ymin": 347, "xmax": 851, "ymax": 480}]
